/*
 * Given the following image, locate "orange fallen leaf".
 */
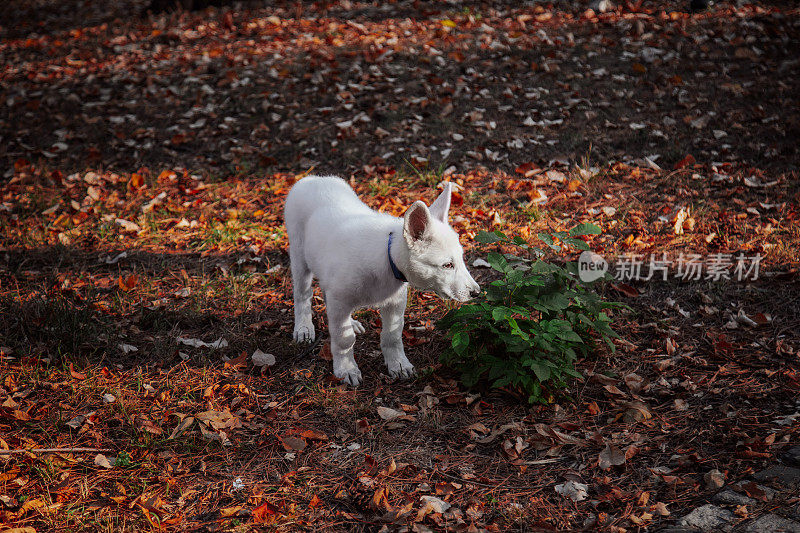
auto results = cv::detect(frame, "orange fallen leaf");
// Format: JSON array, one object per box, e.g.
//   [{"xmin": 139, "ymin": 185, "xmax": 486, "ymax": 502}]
[
  {"xmin": 567, "ymin": 179, "xmax": 582, "ymax": 192},
  {"xmin": 308, "ymin": 495, "xmax": 323, "ymax": 508},
  {"xmin": 298, "ymin": 428, "xmax": 328, "ymax": 441},
  {"xmin": 224, "ymin": 351, "xmax": 248, "ymax": 370},
  {"xmin": 220, "ymin": 505, "xmax": 243, "ymax": 518},
  {"xmin": 118, "ymin": 274, "xmax": 138, "ymax": 291},
  {"xmin": 69, "ymin": 363, "xmax": 86, "ymax": 380},
  {"xmin": 157, "ymin": 169, "xmax": 177, "ymax": 182},
  {"xmin": 370, "ymin": 486, "xmax": 392, "ymax": 511},
  {"xmin": 252, "ymin": 501, "xmax": 280, "ymax": 523},
  {"xmin": 129, "ymin": 173, "xmax": 144, "ymax": 190},
  {"xmin": 515, "ymin": 162, "xmax": 540, "ymax": 177},
  {"xmin": 673, "ymin": 154, "xmax": 695, "ymax": 170}
]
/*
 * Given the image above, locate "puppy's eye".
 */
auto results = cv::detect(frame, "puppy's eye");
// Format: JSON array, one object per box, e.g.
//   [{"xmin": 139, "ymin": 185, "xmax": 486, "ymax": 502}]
[{"xmin": 442, "ymin": 262, "xmax": 454, "ymax": 269}]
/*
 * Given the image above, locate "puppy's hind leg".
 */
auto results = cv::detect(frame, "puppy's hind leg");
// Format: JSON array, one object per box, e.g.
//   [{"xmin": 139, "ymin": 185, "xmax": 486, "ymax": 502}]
[{"xmin": 290, "ymin": 246, "xmax": 315, "ymax": 343}]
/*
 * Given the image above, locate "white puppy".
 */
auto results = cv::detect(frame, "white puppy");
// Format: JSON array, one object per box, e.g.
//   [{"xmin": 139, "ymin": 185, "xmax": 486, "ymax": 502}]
[{"xmin": 284, "ymin": 175, "xmax": 480, "ymax": 386}]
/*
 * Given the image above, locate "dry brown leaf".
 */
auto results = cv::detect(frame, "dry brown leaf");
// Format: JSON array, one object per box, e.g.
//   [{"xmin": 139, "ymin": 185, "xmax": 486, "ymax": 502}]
[
  {"xmin": 598, "ymin": 444, "xmax": 626, "ymax": 470},
  {"xmin": 603, "ymin": 384, "xmax": 627, "ymax": 397},
  {"xmin": 252, "ymin": 500, "xmax": 280, "ymax": 523},
  {"xmin": 135, "ymin": 416, "xmax": 163, "ymax": 435},
  {"xmin": 377, "ymin": 406, "xmax": 403, "ymax": 421},
  {"xmin": 224, "ymin": 351, "xmax": 248, "ymax": 370},
  {"xmin": 624, "ymin": 373, "xmax": 645, "ymax": 393},
  {"xmin": 196, "ymin": 409, "xmax": 241, "ymax": 431},
  {"xmin": 118, "ymin": 274, "xmax": 138, "ymax": 292},
  {"xmin": 94, "ymin": 454, "xmax": 114, "ymax": 469},
  {"xmin": 69, "ymin": 363, "xmax": 86, "ymax": 380},
  {"xmin": 280, "ymin": 436, "xmax": 307, "ymax": 452},
  {"xmin": 356, "ymin": 418, "xmax": 371, "ymax": 434},
  {"xmin": 370, "ymin": 486, "xmax": 391, "ymax": 511},
  {"xmin": 621, "ymin": 400, "xmax": 652, "ymax": 423},
  {"xmin": 318, "ymin": 342, "xmax": 332, "ymax": 361},
  {"xmin": 219, "ymin": 505, "xmax": 242, "ymax": 518},
  {"xmin": 168, "ymin": 416, "xmax": 194, "ymax": 440}
]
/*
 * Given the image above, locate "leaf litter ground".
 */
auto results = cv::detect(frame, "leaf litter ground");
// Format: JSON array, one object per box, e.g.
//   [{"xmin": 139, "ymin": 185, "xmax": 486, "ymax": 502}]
[{"xmin": 1, "ymin": 1, "xmax": 799, "ymax": 532}]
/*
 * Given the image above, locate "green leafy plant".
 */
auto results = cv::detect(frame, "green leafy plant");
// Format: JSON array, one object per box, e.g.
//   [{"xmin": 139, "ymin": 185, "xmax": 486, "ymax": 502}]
[
  {"xmin": 115, "ymin": 451, "xmax": 133, "ymax": 467},
  {"xmin": 437, "ymin": 224, "xmax": 622, "ymax": 403}
]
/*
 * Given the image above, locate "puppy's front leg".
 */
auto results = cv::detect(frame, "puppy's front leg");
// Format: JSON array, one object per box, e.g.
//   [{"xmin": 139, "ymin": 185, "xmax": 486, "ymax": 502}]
[
  {"xmin": 326, "ymin": 300, "xmax": 362, "ymax": 386},
  {"xmin": 380, "ymin": 289, "xmax": 415, "ymax": 379}
]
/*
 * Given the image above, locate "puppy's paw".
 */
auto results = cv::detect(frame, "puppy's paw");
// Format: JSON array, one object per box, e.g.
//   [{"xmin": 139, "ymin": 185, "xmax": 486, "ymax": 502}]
[
  {"xmin": 387, "ymin": 357, "xmax": 416, "ymax": 380},
  {"xmin": 334, "ymin": 367, "xmax": 363, "ymax": 387},
  {"xmin": 350, "ymin": 318, "xmax": 365, "ymax": 335},
  {"xmin": 292, "ymin": 323, "xmax": 315, "ymax": 343}
]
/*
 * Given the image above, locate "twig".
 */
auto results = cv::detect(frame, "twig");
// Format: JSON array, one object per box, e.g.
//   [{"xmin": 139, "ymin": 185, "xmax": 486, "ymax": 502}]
[{"xmin": 0, "ymin": 447, "xmax": 112, "ymax": 455}]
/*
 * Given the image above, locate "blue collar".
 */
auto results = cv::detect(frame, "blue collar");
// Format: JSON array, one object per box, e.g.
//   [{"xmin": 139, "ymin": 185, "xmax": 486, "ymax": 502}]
[{"xmin": 388, "ymin": 232, "xmax": 407, "ymax": 283}]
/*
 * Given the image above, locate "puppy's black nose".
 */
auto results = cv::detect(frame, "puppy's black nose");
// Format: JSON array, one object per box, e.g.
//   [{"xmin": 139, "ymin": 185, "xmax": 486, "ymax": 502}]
[{"xmin": 469, "ymin": 287, "xmax": 481, "ymax": 297}]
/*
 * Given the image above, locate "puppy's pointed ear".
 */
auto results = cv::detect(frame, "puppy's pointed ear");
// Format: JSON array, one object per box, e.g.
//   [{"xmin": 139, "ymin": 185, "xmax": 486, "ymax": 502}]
[
  {"xmin": 403, "ymin": 201, "xmax": 432, "ymax": 245},
  {"xmin": 428, "ymin": 182, "xmax": 452, "ymax": 223}
]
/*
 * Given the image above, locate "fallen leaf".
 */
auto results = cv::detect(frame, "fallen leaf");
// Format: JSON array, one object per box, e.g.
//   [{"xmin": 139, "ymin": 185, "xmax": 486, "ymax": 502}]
[
  {"xmin": 377, "ymin": 406, "xmax": 403, "ymax": 421},
  {"xmin": 308, "ymin": 494, "xmax": 323, "ymax": 508},
  {"xmin": 281, "ymin": 436, "xmax": 307, "ymax": 452},
  {"xmin": 118, "ymin": 274, "xmax": 138, "ymax": 291},
  {"xmin": 674, "ymin": 154, "xmax": 695, "ymax": 170},
  {"xmin": 252, "ymin": 500, "xmax": 280, "ymax": 523},
  {"xmin": 69, "ymin": 363, "xmax": 86, "ymax": 380},
  {"xmin": 128, "ymin": 173, "xmax": 144, "ymax": 190},
  {"xmin": 219, "ymin": 505, "xmax": 242, "ymax": 518},
  {"xmin": 621, "ymin": 400, "xmax": 652, "ymax": 423},
  {"xmin": 176, "ymin": 336, "xmax": 228, "ymax": 349},
  {"xmin": 624, "ymin": 373, "xmax": 645, "ymax": 393},
  {"xmin": 252, "ymin": 349, "xmax": 276, "ymax": 367},
  {"xmin": 370, "ymin": 486, "xmax": 391, "ymax": 511},
  {"xmin": 598, "ymin": 444, "xmax": 627, "ymax": 470},
  {"xmin": 555, "ymin": 481, "xmax": 589, "ymax": 502},
  {"xmin": 318, "ymin": 342, "xmax": 332, "ymax": 361},
  {"xmin": 419, "ymin": 495, "xmax": 450, "ymax": 515},
  {"xmin": 224, "ymin": 351, "xmax": 248, "ymax": 370},
  {"xmin": 168, "ymin": 416, "xmax": 195, "ymax": 440},
  {"xmin": 94, "ymin": 454, "xmax": 114, "ymax": 469}
]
